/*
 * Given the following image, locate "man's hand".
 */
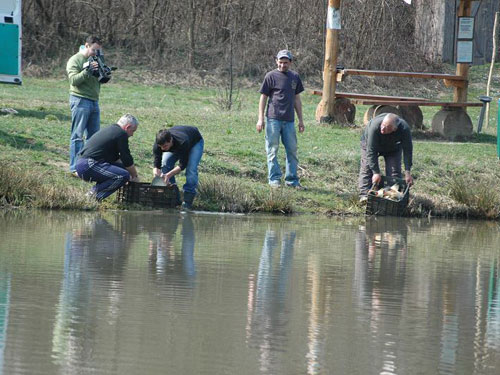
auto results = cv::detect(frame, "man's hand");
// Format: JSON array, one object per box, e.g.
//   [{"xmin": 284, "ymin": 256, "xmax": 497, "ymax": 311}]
[
  {"xmin": 372, "ymin": 173, "xmax": 382, "ymax": 187},
  {"xmin": 83, "ymin": 61, "xmax": 98, "ymax": 73},
  {"xmin": 256, "ymin": 119, "xmax": 265, "ymax": 133},
  {"xmin": 161, "ymin": 173, "xmax": 172, "ymax": 186},
  {"xmin": 404, "ymin": 171, "xmax": 413, "ymax": 186},
  {"xmin": 153, "ymin": 167, "xmax": 162, "ymax": 177},
  {"xmin": 298, "ymin": 120, "xmax": 305, "ymax": 133},
  {"xmin": 130, "ymin": 175, "xmax": 140, "ymax": 183}
]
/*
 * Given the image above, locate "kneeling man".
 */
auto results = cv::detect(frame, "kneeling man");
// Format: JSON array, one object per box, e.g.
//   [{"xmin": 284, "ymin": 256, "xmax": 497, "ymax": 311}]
[
  {"xmin": 359, "ymin": 113, "xmax": 413, "ymax": 202},
  {"xmin": 75, "ymin": 114, "xmax": 139, "ymax": 200},
  {"xmin": 153, "ymin": 126, "xmax": 204, "ymax": 209}
]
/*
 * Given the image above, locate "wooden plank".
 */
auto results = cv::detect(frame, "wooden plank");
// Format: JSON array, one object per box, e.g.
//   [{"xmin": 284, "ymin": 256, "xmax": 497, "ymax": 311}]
[
  {"xmin": 348, "ymin": 100, "xmax": 483, "ymax": 107},
  {"xmin": 311, "ymin": 90, "xmax": 483, "ymax": 106},
  {"xmin": 312, "ymin": 90, "xmax": 429, "ymax": 101},
  {"xmin": 335, "ymin": 92, "xmax": 429, "ymax": 101},
  {"xmin": 339, "ymin": 69, "xmax": 466, "ymax": 81}
]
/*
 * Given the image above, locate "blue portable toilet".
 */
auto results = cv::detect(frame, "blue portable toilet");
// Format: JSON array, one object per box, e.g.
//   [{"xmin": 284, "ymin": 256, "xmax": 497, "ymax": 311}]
[{"xmin": 0, "ymin": 0, "xmax": 22, "ymax": 85}]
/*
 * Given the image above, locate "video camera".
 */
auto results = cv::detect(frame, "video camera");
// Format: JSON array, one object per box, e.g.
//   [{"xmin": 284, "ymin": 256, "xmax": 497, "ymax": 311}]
[{"xmin": 87, "ymin": 50, "xmax": 116, "ymax": 84}]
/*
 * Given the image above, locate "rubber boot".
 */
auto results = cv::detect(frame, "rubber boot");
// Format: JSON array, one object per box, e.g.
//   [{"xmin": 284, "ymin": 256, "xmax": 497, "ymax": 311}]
[
  {"xmin": 175, "ymin": 186, "xmax": 182, "ymax": 206},
  {"xmin": 182, "ymin": 191, "xmax": 196, "ymax": 210}
]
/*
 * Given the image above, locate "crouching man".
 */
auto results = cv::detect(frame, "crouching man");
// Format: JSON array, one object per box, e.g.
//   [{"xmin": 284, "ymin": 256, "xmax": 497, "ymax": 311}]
[
  {"xmin": 153, "ymin": 126, "xmax": 204, "ymax": 209},
  {"xmin": 75, "ymin": 114, "xmax": 139, "ymax": 200},
  {"xmin": 359, "ymin": 113, "xmax": 413, "ymax": 203}
]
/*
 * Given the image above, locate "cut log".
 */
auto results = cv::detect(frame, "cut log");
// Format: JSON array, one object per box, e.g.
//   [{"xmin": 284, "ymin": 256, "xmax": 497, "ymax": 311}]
[
  {"xmin": 397, "ymin": 105, "xmax": 424, "ymax": 129},
  {"xmin": 372, "ymin": 105, "xmax": 400, "ymax": 118},
  {"xmin": 432, "ymin": 107, "xmax": 472, "ymax": 140},
  {"xmin": 363, "ymin": 105, "xmax": 378, "ymax": 125},
  {"xmin": 316, "ymin": 97, "xmax": 355, "ymax": 125}
]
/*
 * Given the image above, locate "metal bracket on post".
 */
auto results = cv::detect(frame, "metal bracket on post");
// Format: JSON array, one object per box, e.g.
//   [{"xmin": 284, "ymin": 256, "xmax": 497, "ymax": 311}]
[{"xmin": 477, "ymin": 95, "xmax": 492, "ymax": 133}]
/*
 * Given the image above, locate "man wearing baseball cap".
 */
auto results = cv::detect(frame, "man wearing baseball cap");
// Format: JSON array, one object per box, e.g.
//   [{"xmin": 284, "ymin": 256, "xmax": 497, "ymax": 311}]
[{"xmin": 256, "ymin": 49, "xmax": 305, "ymax": 189}]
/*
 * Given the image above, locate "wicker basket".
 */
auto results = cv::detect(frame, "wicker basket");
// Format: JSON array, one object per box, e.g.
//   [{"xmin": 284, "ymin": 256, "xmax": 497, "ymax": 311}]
[
  {"xmin": 116, "ymin": 182, "xmax": 180, "ymax": 208},
  {"xmin": 366, "ymin": 176, "xmax": 409, "ymax": 216}
]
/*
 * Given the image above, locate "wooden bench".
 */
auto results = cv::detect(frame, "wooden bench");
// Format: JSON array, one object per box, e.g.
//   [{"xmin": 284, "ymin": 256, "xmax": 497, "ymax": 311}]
[
  {"xmin": 313, "ymin": 90, "xmax": 482, "ymax": 107},
  {"xmin": 313, "ymin": 90, "xmax": 429, "ymax": 102},
  {"xmin": 312, "ymin": 90, "xmax": 484, "ymax": 135},
  {"xmin": 314, "ymin": 68, "xmax": 480, "ymax": 140},
  {"xmin": 336, "ymin": 69, "xmax": 467, "ymax": 88}
]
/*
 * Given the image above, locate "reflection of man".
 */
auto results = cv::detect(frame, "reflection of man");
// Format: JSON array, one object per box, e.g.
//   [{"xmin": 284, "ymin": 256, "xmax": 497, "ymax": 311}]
[
  {"xmin": 246, "ymin": 229, "xmax": 296, "ymax": 372},
  {"xmin": 359, "ymin": 113, "xmax": 413, "ymax": 203},
  {"xmin": 75, "ymin": 114, "xmax": 140, "ymax": 200},
  {"xmin": 52, "ymin": 217, "xmax": 133, "ymax": 368},
  {"xmin": 148, "ymin": 214, "xmax": 196, "ymax": 285},
  {"xmin": 353, "ymin": 217, "xmax": 408, "ymax": 374}
]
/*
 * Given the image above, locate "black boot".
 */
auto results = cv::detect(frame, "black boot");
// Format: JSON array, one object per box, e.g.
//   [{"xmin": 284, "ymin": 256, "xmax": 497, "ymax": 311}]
[
  {"xmin": 182, "ymin": 191, "xmax": 196, "ymax": 210},
  {"xmin": 175, "ymin": 186, "xmax": 182, "ymax": 206}
]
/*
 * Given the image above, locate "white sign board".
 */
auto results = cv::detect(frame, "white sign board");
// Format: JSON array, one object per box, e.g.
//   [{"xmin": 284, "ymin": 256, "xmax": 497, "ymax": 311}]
[
  {"xmin": 458, "ymin": 17, "xmax": 474, "ymax": 40},
  {"xmin": 456, "ymin": 40, "xmax": 473, "ymax": 63},
  {"xmin": 327, "ymin": 6, "xmax": 341, "ymax": 30}
]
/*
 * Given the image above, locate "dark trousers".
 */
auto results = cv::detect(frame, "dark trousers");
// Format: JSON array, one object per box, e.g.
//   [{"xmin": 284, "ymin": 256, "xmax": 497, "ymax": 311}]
[
  {"xmin": 358, "ymin": 141, "xmax": 402, "ymax": 196},
  {"xmin": 75, "ymin": 158, "xmax": 130, "ymax": 200}
]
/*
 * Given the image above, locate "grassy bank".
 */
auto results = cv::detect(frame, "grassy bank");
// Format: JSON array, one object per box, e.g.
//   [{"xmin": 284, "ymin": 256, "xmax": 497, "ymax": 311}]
[{"xmin": 1, "ymin": 65, "xmax": 500, "ymax": 219}]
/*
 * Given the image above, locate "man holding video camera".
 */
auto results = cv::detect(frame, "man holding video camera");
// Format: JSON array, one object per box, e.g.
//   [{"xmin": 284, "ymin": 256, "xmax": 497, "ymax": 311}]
[{"xmin": 66, "ymin": 35, "xmax": 107, "ymax": 176}]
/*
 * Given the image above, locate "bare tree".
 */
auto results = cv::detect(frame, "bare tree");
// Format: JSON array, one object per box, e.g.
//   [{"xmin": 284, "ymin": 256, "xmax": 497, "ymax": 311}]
[{"xmin": 22, "ymin": 0, "xmax": 429, "ymax": 82}]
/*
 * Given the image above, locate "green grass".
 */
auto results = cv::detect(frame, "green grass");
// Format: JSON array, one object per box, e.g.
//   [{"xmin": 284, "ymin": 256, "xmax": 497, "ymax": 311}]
[{"xmin": 1, "ymin": 63, "xmax": 500, "ymax": 218}]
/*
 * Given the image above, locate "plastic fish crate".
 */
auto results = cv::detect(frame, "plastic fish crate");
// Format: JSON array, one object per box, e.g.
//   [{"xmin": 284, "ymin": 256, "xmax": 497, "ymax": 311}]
[
  {"xmin": 116, "ymin": 182, "xmax": 179, "ymax": 208},
  {"xmin": 366, "ymin": 176, "xmax": 409, "ymax": 216}
]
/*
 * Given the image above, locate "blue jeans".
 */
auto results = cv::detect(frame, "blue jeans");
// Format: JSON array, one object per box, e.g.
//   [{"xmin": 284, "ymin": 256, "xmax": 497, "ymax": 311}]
[
  {"xmin": 75, "ymin": 158, "xmax": 129, "ymax": 200},
  {"xmin": 69, "ymin": 95, "xmax": 100, "ymax": 172},
  {"xmin": 161, "ymin": 139, "xmax": 204, "ymax": 194},
  {"xmin": 265, "ymin": 118, "xmax": 299, "ymax": 186}
]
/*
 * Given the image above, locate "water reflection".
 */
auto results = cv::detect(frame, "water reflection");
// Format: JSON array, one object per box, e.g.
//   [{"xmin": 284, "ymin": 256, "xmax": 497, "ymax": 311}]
[
  {"xmin": 52, "ymin": 216, "xmax": 136, "ymax": 371},
  {"xmin": 354, "ymin": 217, "xmax": 408, "ymax": 375},
  {"xmin": 486, "ymin": 260, "xmax": 500, "ymax": 349},
  {"xmin": 246, "ymin": 229, "xmax": 296, "ymax": 374},
  {"xmin": 147, "ymin": 214, "xmax": 196, "ymax": 287},
  {"xmin": 1, "ymin": 211, "xmax": 500, "ymax": 374},
  {"xmin": 0, "ymin": 273, "xmax": 10, "ymax": 373}
]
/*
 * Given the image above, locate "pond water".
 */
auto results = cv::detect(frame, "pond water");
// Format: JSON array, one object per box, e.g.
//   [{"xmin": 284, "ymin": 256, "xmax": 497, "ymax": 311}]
[{"xmin": 0, "ymin": 210, "xmax": 499, "ymax": 375}]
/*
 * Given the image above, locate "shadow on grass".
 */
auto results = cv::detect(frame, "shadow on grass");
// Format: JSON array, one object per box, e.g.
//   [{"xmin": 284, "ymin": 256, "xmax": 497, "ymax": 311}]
[
  {"xmin": 468, "ymin": 132, "xmax": 497, "ymax": 144},
  {"xmin": 14, "ymin": 108, "xmax": 71, "ymax": 122},
  {"xmin": 412, "ymin": 129, "xmax": 497, "ymax": 144},
  {"xmin": 0, "ymin": 129, "xmax": 47, "ymax": 150}
]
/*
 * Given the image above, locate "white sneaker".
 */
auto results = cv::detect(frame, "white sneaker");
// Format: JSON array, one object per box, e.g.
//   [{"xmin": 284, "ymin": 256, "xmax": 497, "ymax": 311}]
[
  {"xmin": 85, "ymin": 190, "xmax": 97, "ymax": 200},
  {"xmin": 269, "ymin": 181, "xmax": 281, "ymax": 189}
]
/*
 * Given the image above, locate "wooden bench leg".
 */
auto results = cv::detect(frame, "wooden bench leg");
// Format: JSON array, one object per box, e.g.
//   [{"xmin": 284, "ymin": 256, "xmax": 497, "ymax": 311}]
[
  {"xmin": 432, "ymin": 107, "xmax": 472, "ymax": 140},
  {"xmin": 363, "ymin": 105, "xmax": 400, "ymax": 125},
  {"xmin": 316, "ymin": 97, "xmax": 356, "ymax": 125},
  {"xmin": 398, "ymin": 105, "xmax": 423, "ymax": 130},
  {"xmin": 363, "ymin": 105, "xmax": 378, "ymax": 125}
]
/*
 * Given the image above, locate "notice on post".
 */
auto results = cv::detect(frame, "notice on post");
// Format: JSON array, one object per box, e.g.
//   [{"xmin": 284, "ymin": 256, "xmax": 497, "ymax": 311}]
[
  {"xmin": 327, "ymin": 6, "xmax": 341, "ymax": 30},
  {"xmin": 458, "ymin": 17, "xmax": 474, "ymax": 40},
  {"xmin": 456, "ymin": 40, "xmax": 473, "ymax": 63}
]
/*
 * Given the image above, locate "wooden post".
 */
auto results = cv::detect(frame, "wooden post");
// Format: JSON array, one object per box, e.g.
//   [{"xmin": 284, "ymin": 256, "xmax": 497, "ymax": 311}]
[
  {"xmin": 316, "ymin": 0, "xmax": 341, "ymax": 123},
  {"xmin": 454, "ymin": 0, "xmax": 472, "ymax": 103},
  {"xmin": 485, "ymin": 12, "xmax": 499, "ymax": 129}
]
